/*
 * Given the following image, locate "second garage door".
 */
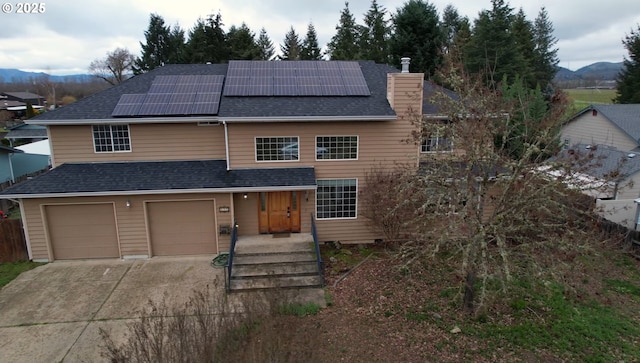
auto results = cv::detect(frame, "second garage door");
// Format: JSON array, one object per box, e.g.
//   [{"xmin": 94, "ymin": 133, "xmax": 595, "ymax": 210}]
[
  {"xmin": 45, "ymin": 203, "xmax": 120, "ymax": 260},
  {"xmin": 147, "ymin": 200, "xmax": 218, "ymax": 256}
]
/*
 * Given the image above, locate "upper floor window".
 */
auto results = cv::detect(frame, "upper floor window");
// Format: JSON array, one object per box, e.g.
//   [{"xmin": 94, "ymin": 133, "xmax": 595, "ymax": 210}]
[
  {"xmin": 93, "ymin": 125, "xmax": 131, "ymax": 153},
  {"xmin": 421, "ymin": 131, "xmax": 452, "ymax": 153},
  {"xmin": 255, "ymin": 136, "xmax": 299, "ymax": 161},
  {"xmin": 316, "ymin": 136, "xmax": 358, "ymax": 160}
]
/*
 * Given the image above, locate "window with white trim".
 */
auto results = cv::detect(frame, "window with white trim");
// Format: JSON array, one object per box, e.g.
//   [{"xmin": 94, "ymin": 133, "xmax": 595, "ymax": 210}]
[
  {"xmin": 255, "ymin": 136, "xmax": 299, "ymax": 161},
  {"xmin": 421, "ymin": 132, "xmax": 452, "ymax": 153},
  {"xmin": 316, "ymin": 136, "xmax": 358, "ymax": 160},
  {"xmin": 316, "ymin": 179, "xmax": 357, "ymax": 219},
  {"xmin": 93, "ymin": 125, "xmax": 131, "ymax": 152}
]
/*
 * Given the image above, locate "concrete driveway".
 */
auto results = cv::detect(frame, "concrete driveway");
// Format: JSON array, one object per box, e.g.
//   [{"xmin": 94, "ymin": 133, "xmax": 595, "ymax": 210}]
[{"xmin": 0, "ymin": 256, "xmax": 224, "ymax": 363}]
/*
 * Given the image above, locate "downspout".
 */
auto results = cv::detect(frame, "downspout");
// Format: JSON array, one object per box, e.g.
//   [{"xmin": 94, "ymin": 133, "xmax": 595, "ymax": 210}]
[
  {"xmin": 223, "ymin": 121, "xmax": 230, "ymax": 171},
  {"xmin": 8, "ymin": 153, "xmax": 15, "ymax": 183}
]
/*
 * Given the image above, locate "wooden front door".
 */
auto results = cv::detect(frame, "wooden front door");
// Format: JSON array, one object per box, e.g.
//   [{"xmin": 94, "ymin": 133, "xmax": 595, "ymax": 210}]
[{"xmin": 258, "ymin": 191, "xmax": 301, "ymax": 233}]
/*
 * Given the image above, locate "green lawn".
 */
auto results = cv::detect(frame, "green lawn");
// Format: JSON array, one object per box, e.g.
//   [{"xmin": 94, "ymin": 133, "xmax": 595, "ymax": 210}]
[
  {"xmin": 564, "ymin": 88, "xmax": 617, "ymax": 109},
  {"xmin": 0, "ymin": 261, "xmax": 45, "ymax": 288}
]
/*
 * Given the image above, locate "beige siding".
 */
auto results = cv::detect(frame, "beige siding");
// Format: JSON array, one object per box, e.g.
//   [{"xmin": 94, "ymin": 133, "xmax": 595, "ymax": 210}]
[
  {"xmin": 561, "ymin": 113, "xmax": 637, "ymax": 151},
  {"xmin": 596, "ymin": 199, "xmax": 637, "ymax": 229},
  {"xmin": 21, "ymin": 193, "xmax": 231, "ymax": 261},
  {"xmin": 49, "ymin": 123, "xmax": 226, "ymax": 166}
]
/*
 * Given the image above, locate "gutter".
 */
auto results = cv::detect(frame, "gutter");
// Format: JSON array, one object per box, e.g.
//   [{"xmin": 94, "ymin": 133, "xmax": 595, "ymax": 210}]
[
  {"xmin": 220, "ymin": 115, "xmax": 397, "ymax": 123},
  {"xmin": 0, "ymin": 185, "xmax": 318, "ymax": 199}
]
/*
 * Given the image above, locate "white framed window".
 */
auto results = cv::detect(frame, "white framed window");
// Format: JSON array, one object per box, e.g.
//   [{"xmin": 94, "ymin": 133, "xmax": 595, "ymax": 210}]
[
  {"xmin": 255, "ymin": 136, "xmax": 299, "ymax": 161},
  {"xmin": 93, "ymin": 125, "xmax": 131, "ymax": 153},
  {"xmin": 421, "ymin": 132, "xmax": 452, "ymax": 153},
  {"xmin": 316, "ymin": 179, "xmax": 357, "ymax": 219},
  {"xmin": 316, "ymin": 136, "xmax": 358, "ymax": 160}
]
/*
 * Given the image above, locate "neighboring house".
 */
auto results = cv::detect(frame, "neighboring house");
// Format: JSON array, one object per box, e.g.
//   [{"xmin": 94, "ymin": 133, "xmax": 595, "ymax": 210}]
[
  {"xmin": 0, "ymin": 91, "xmax": 45, "ymax": 106},
  {"xmin": 559, "ymin": 104, "xmax": 640, "ymax": 228},
  {"xmin": 0, "ymin": 60, "xmax": 429, "ymax": 262},
  {"xmin": 560, "ymin": 104, "xmax": 640, "ymax": 152},
  {"xmin": 0, "ymin": 145, "xmax": 24, "ymax": 183},
  {"xmin": 4, "ymin": 123, "xmax": 48, "ymax": 146}
]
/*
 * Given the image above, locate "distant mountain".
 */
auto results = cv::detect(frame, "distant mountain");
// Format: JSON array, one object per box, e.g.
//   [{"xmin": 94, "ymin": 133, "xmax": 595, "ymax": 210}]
[
  {"xmin": 554, "ymin": 62, "xmax": 623, "ymax": 82},
  {"xmin": 0, "ymin": 68, "xmax": 93, "ymax": 83}
]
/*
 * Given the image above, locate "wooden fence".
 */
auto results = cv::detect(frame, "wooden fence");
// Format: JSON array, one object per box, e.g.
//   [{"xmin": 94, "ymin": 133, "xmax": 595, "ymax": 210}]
[
  {"xmin": 599, "ymin": 217, "xmax": 640, "ymax": 257},
  {"xmin": 0, "ymin": 219, "xmax": 28, "ymax": 262}
]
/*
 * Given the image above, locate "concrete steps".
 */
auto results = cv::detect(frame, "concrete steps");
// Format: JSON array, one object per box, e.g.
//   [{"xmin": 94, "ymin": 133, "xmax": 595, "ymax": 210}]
[{"xmin": 228, "ymin": 236, "xmax": 323, "ymax": 292}]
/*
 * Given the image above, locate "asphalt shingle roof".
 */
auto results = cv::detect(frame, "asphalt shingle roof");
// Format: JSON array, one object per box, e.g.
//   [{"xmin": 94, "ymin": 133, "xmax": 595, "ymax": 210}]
[
  {"xmin": 30, "ymin": 61, "xmax": 406, "ymax": 121},
  {"xmin": 554, "ymin": 144, "xmax": 640, "ymax": 180},
  {"xmin": 0, "ymin": 160, "xmax": 316, "ymax": 197},
  {"xmin": 5, "ymin": 124, "xmax": 48, "ymax": 139}
]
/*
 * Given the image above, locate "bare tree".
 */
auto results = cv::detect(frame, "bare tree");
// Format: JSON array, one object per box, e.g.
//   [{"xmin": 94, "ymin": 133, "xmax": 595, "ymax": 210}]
[
  {"xmin": 89, "ymin": 48, "xmax": 135, "ymax": 86},
  {"xmin": 364, "ymin": 59, "xmax": 615, "ymax": 315}
]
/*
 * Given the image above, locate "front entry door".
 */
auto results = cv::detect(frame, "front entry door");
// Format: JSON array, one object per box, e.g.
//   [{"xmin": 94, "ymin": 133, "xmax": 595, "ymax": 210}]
[{"xmin": 258, "ymin": 191, "xmax": 301, "ymax": 233}]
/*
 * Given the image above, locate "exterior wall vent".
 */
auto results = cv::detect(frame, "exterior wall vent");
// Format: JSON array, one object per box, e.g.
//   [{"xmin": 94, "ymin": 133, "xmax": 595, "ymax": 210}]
[{"xmin": 197, "ymin": 121, "xmax": 218, "ymax": 126}]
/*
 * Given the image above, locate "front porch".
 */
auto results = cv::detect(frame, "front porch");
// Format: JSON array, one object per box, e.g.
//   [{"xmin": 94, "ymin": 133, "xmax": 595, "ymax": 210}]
[{"xmin": 226, "ymin": 231, "xmax": 324, "ymax": 292}]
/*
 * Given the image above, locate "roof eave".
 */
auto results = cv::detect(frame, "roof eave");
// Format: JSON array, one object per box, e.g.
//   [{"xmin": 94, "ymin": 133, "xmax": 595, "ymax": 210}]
[
  {"xmin": 220, "ymin": 115, "xmax": 397, "ymax": 123},
  {"xmin": 26, "ymin": 116, "xmax": 221, "ymax": 126},
  {"xmin": 0, "ymin": 185, "xmax": 318, "ymax": 199}
]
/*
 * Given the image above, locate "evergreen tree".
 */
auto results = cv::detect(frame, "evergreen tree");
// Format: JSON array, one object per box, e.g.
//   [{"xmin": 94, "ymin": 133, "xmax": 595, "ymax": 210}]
[
  {"xmin": 301, "ymin": 23, "xmax": 323, "ymax": 60},
  {"xmin": 256, "ymin": 28, "xmax": 276, "ymax": 60},
  {"xmin": 389, "ymin": 0, "xmax": 444, "ymax": 77},
  {"xmin": 326, "ymin": 2, "xmax": 361, "ymax": 60},
  {"xmin": 167, "ymin": 24, "xmax": 186, "ymax": 64},
  {"xmin": 184, "ymin": 12, "xmax": 228, "ymax": 63},
  {"xmin": 463, "ymin": 0, "xmax": 524, "ymax": 88},
  {"xmin": 511, "ymin": 8, "xmax": 536, "ymax": 89},
  {"xmin": 227, "ymin": 23, "xmax": 260, "ymax": 60},
  {"xmin": 532, "ymin": 7, "xmax": 559, "ymax": 90},
  {"xmin": 616, "ymin": 24, "xmax": 640, "ymax": 103},
  {"xmin": 360, "ymin": 0, "xmax": 391, "ymax": 63},
  {"xmin": 133, "ymin": 13, "xmax": 172, "ymax": 74},
  {"xmin": 280, "ymin": 26, "xmax": 302, "ymax": 60},
  {"xmin": 25, "ymin": 102, "xmax": 36, "ymax": 119},
  {"xmin": 441, "ymin": 5, "xmax": 470, "ymax": 55}
]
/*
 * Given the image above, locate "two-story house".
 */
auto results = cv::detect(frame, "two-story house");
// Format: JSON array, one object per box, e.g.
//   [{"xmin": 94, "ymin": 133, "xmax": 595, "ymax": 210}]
[
  {"xmin": 0, "ymin": 59, "xmax": 427, "ymax": 262},
  {"xmin": 560, "ymin": 104, "xmax": 640, "ymax": 228}
]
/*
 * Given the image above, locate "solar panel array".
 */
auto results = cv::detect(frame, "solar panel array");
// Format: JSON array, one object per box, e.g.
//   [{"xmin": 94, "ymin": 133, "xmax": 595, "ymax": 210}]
[
  {"xmin": 112, "ymin": 75, "xmax": 224, "ymax": 117},
  {"xmin": 223, "ymin": 61, "xmax": 370, "ymax": 97}
]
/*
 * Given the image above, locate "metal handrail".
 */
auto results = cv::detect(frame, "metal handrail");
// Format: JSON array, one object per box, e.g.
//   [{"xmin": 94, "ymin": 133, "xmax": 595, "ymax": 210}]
[
  {"xmin": 226, "ymin": 221, "xmax": 238, "ymax": 292},
  {"xmin": 310, "ymin": 213, "xmax": 325, "ymax": 286}
]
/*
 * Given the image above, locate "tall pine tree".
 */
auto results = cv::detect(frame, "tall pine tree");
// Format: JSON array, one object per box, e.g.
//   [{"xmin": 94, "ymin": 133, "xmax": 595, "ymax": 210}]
[
  {"xmin": 616, "ymin": 24, "xmax": 640, "ymax": 103},
  {"xmin": 389, "ymin": 0, "xmax": 444, "ymax": 77},
  {"xmin": 280, "ymin": 26, "xmax": 302, "ymax": 60},
  {"xmin": 360, "ymin": 0, "xmax": 390, "ymax": 63},
  {"xmin": 441, "ymin": 5, "xmax": 470, "ymax": 56},
  {"xmin": 133, "ymin": 14, "xmax": 172, "ymax": 74},
  {"xmin": 532, "ymin": 7, "xmax": 559, "ymax": 90},
  {"xmin": 463, "ymin": 0, "xmax": 525, "ymax": 88},
  {"xmin": 301, "ymin": 23, "xmax": 323, "ymax": 60},
  {"xmin": 257, "ymin": 28, "xmax": 276, "ymax": 60},
  {"xmin": 326, "ymin": 2, "xmax": 361, "ymax": 60},
  {"xmin": 184, "ymin": 12, "xmax": 228, "ymax": 63},
  {"xmin": 227, "ymin": 23, "xmax": 260, "ymax": 60},
  {"xmin": 167, "ymin": 24, "xmax": 186, "ymax": 64},
  {"xmin": 511, "ymin": 8, "xmax": 536, "ymax": 89}
]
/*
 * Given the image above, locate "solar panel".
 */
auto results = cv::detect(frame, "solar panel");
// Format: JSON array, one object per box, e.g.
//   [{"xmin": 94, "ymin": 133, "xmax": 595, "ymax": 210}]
[
  {"xmin": 111, "ymin": 94, "xmax": 146, "ymax": 116},
  {"xmin": 224, "ymin": 60, "xmax": 370, "ymax": 97},
  {"xmin": 193, "ymin": 93, "xmax": 220, "ymax": 114},
  {"xmin": 165, "ymin": 93, "xmax": 196, "ymax": 115},
  {"xmin": 138, "ymin": 93, "xmax": 172, "ymax": 115}
]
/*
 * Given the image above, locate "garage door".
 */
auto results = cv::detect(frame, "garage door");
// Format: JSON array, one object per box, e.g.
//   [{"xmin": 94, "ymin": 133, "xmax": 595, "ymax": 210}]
[
  {"xmin": 147, "ymin": 200, "xmax": 217, "ymax": 256},
  {"xmin": 45, "ymin": 204, "xmax": 119, "ymax": 260}
]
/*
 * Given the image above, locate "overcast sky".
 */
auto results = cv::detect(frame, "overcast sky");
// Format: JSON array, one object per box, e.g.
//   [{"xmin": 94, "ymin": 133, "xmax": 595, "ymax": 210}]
[{"xmin": 1, "ymin": 0, "xmax": 639, "ymax": 75}]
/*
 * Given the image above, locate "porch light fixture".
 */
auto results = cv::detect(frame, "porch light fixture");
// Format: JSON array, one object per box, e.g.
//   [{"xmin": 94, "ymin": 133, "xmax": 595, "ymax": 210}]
[
  {"xmin": 126, "ymin": 199, "xmax": 131, "ymax": 208},
  {"xmin": 243, "ymin": 193, "xmax": 248, "ymax": 199}
]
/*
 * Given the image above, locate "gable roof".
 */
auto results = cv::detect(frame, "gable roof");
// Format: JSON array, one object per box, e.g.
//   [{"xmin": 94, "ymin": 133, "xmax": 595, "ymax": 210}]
[
  {"xmin": 566, "ymin": 104, "xmax": 640, "ymax": 144},
  {"xmin": 28, "ymin": 61, "xmax": 404, "ymax": 124},
  {"xmin": 5, "ymin": 123, "xmax": 48, "ymax": 139},
  {"xmin": 1, "ymin": 92, "xmax": 44, "ymax": 100},
  {"xmin": 0, "ymin": 160, "xmax": 316, "ymax": 198}
]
